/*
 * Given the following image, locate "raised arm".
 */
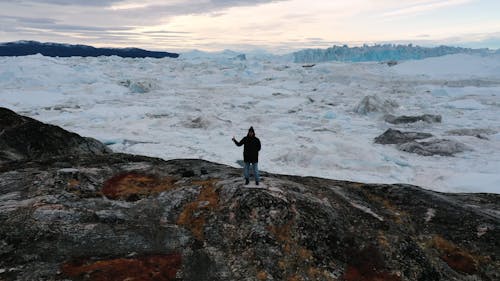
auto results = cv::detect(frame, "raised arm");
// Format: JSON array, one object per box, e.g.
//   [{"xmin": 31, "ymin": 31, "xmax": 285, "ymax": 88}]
[{"xmin": 232, "ymin": 136, "xmax": 245, "ymax": 146}]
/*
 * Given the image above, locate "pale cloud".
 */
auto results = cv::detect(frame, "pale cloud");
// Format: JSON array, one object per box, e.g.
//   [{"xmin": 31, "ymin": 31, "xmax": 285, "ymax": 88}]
[
  {"xmin": 1, "ymin": 0, "xmax": 121, "ymax": 6},
  {"xmin": 1, "ymin": 0, "xmax": 499, "ymax": 51},
  {"xmin": 381, "ymin": 0, "xmax": 476, "ymax": 18}
]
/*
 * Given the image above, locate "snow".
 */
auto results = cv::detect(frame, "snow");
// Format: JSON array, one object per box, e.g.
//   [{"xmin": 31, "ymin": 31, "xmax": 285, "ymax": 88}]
[
  {"xmin": 393, "ymin": 54, "xmax": 500, "ymax": 79},
  {"xmin": 444, "ymin": 99, "xmax": 487, "ymax": 110},
  {"xmin": 1, "ymin": 53, "xmax": 499, "ymax": 194}
]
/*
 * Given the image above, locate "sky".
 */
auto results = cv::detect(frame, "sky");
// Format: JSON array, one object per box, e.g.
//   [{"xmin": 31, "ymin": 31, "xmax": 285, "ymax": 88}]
[{"xmin": 1, "ymin": 0, "xmax": 500, "ymax": 52}]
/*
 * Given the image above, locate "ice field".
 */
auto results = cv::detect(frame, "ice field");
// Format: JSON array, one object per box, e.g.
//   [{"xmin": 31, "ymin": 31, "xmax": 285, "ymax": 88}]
[{"xmin": 1, "ymin": 53, "xmax": 499, "ymax": 193}]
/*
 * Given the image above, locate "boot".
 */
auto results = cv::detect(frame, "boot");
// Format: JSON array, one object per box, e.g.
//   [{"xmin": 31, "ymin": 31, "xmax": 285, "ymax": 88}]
[
  {"xmin": 245, "ymin": 178, "xmax": 249, "ymax": 185},
  {"xmin": 255, "ymin": 181, "xmax": 259, "ymax": 185}
]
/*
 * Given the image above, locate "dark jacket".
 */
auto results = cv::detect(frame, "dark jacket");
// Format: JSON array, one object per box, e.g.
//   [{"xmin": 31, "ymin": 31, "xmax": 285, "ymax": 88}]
[{"xmin": 233, "ymin": 136, "xmax": 261, "ymax": 163}]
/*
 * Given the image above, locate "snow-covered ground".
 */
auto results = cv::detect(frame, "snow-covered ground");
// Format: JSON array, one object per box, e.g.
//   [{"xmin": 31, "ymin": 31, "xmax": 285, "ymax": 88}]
[{"xmin": 1, "ymin": 53, "xmax": 499, "ymax": 193}]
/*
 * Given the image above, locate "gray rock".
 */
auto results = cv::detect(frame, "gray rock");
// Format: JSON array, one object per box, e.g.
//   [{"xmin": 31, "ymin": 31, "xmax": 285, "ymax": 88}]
[
  {"xmin": 183, "ymin": 116, "xmax": 211, "ymax": 129},
  {"xmin": 446, "ymin": 128, "xmax": 497, "ymax": 139},
  {"xmin": 119, "ymin": 79, "xmax": 156, "ymax": 93},
  {"xmin": 234, "ymin": 54, "xmax": 246, "ymax": 61},
  {"xmin": 384, "ymin": 114, "xmax": 442, "ymax": 124},
  {"xmin": 354, "ymin": 95, "xmax": 398, "ymax": 115},
  {"xmin": 0, "ymin": 107, "xmax": 111, "ymax": 164},
  {"xmin": 398, "ymin": 139, "xmax": 470, "ymax": 156},
  {"xmin": 386, "ymin": 60, "xmax": 398, "ymax": 67},
  {"xmin": 374, "ymin": 128, "xmax": 433, "ymax": 144}
]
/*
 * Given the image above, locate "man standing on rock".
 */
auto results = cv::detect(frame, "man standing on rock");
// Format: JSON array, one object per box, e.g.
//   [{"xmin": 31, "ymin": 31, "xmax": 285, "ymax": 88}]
[{"xmin": 232, "ymin": 127, "xmax": 261, "ymax": 185}]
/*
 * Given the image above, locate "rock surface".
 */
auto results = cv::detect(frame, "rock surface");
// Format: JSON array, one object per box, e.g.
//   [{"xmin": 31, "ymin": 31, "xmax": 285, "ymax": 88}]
[
  {"xmin": 384, "ymin": 114, "xmax": 442, "ymax": 124},
  {"xmin": 446, "ymin": 128, "xmax": 497, "ymax": 139},
  {"xmin": 0, "ymin": 107, "xmax": 111, "ymax": 164},
  {"xmin": 354, "ymin": 96, "xmax": 398, "ymax": 115},
  {"xmin": 374, "ymin": 128, "xmax": 433, "ymax": 144},
  {"xmin": 397, "ymin": 139, "xmax": 470, "ymax": 157},
  {"xmin": 1, "ymin": 109, "xmax": 499, "ymax": 281},
  {"xmin": 375, "ymin": 129, "xmax": 470, "ymax": 156}
]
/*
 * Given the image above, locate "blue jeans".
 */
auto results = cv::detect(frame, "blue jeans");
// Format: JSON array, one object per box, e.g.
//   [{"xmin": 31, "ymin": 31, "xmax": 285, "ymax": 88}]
[{"xmin": 244, "ymin": 162, "xmax": 259, "ymax": 183}]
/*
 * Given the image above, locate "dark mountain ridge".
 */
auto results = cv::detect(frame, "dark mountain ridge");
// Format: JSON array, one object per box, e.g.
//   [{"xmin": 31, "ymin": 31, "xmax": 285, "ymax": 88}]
[{"xmin": 0, "ymin": 40, "xmax": 179, "ymax": 58}]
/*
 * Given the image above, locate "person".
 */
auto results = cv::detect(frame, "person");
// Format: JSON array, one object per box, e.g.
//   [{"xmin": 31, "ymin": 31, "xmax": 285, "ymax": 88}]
[{"xmin": 232, "ymin": 126, "xmax": 261, "ymax": 185}]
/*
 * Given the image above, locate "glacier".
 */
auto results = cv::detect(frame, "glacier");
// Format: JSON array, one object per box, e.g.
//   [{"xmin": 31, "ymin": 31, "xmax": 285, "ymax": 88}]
[
  {"xmin": 0, "ymin": 52, "xmax": 499, "ymax": 193},
  {"xmin": 293, "ymin": 44, "xmax": 498, "ymax": 63}
]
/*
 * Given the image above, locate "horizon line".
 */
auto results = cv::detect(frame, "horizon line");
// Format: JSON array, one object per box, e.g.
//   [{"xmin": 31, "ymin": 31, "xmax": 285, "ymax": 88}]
[{"xmin": 2, "ymin": 39, "xmax": 499, "ymax": 55}]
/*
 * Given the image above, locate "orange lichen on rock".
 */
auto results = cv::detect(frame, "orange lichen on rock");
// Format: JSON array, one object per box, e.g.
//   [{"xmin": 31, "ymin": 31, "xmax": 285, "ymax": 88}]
[
  {"xmin": 61, "ymin": 253, "xmax": 182, "ymax": 281},
  {"xmin": 68, "ymin": 179, "xmax": 80, "ymax": 188},
  {"xmin": 377, "ymin": 231, "xmax": 390, "ymax": 249},
  {"xmin": 269, "ymin": 222, "xmax": 292, "ymax": 243},
  {"xmin": 102, "ymin": 172, "xmax": 177, "ymax": 201},
  {"xmin": 176, "ymin": 179, "xmax": 219, "ymax": 240},
  {"xmin": 364, "ymin": 193, "xmax": 405, "ymax": 224},
  {"xmin": 268, "ymin": 222, "xmax": 321, "ymax": 280},
  {"xmin": 287, "ymin": 274, "xmax": 302, "ymax": 281},
  {"xmin": 307, "ymin": 267, "xmax": 322, "ymax": 279},
  {"xmin": 257, "ymin": 270, "xmax": 268, "ymax": 280},
  {"xmin": 307, "ymin": 267, "xmax": 337, "ymax": 281},
  {"xmin": 430, "ymin": 236, "xmax": 479, "ymax": 274},
  {"xmin": 350, "ymin": 183, "xmax": 365, "ymax": 188}
]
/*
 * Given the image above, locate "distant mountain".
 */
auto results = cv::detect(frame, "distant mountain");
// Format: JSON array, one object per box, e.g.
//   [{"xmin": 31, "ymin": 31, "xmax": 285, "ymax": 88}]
[
  {"xmin": 293, "ymin": 44, "xmax": 496, "ymax": 63},
  {"xmin": 0, "ymin": 40, "xmax": 179, "ymax": 58}
]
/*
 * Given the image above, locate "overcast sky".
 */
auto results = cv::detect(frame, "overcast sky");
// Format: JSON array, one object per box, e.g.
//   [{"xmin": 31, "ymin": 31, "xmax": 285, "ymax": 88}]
[{"xmin": 1, "ymin": 0, "xmax": 499, "ymax": 52}]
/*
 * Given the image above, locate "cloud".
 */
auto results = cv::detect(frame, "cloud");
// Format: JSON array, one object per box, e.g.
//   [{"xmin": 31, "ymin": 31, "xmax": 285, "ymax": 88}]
[
  {"xmin": 381, "ymin": 0, "xmax": 475, "ymax": 18},
  {"xmin": 4, "ymin": 0, "xmax": 121, "ymax": 6},
  {"xmin": 1, "ymin": 0, "xmax": 286, "ymax": 35},
  {"xmin": 9, "ymin": 0, "xmax": 284, "ymax": 10},
  {"xmin": 372, "ymin": 31, "xmax": 500, "ymax": 50},
  {"xmin": 0, "ymin": 15, "xmax": 129, "ymax": 32},
  {"xmin": 2, "ymin": 0, "xmax": 499, "ymax": 51},
  {"xmin": 0, "ymin": 12, "xmax": 189, "ymax": 49},
  {"xmin": 107, "ymin": 0, "xmax": 286, "ymax": 21}
]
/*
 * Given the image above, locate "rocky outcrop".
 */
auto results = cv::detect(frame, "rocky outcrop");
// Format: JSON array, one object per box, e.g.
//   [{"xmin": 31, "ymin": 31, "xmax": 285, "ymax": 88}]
[
  {"xmin": 374, "ymin": 128, "xmax": 433, "ymax": 144},
  {"xmin": 375, "ymin": 129, "xmax": 469, "ymax": 156},
  {"xmin": 1, "ymin": 109, "xmax": 499, "ymax": 281},
  {"xmin": 0, "ymin": 107, "xmax": 111, "ymax": 164},
  {"xmin": 386, "ymin": 60, "xmax": 398, "ymax": 67},
  {"xmin": 119, "ymin": 79, "xmax": 157, "ymax": 94},
  {"xmin": 446, "ymin": 128, "xmax": 497, "ymax": 139},
  {"xmin": 354, "ymin": 96, "xmax": 398, "ymax": 115},
  {"xmin": 398, "ymin": 139, "xmax": 470, "ymax": 156},
  {"xmin": 384, "ymin": 114, "xmax": 442, "ymax": 124}
]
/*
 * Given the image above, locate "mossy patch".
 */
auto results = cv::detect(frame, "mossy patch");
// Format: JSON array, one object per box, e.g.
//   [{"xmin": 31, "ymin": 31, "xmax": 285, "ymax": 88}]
[
  {"xmin": 102, "ymin": 172, "xmax": 177, "ymax": 201},
  {"xmin": 340, "ymin": 245, "xmax": 400, "ymax": 281},
  {"xmin": 429, "ymin": 236, "xmax": 481, "ymax": 274},
  {"xmin": 268, "ymin": 221, "xmax": 333, "ymax": 280},
  {"xmin": 363, "ymin": 192, "xmax": 406, "ymax": 224},
  {"xmin": 61, "ymin": 253, "xmax": 182, "ymax": 281},
  {"xmin": 68, "ymin": 179, "xmax": 80, "ymax": 188},
  {"xmin": 257, "ymin": 270, "xmax": 268, "ymax": 280},
  {"xmin": 176, "ymin": 179, "xmax": 219, "ymax": 240}
]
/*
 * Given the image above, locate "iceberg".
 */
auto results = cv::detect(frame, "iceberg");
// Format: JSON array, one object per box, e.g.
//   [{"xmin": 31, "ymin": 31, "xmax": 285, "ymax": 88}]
[{"xmin": 293, "ymin": 44, "xmax": 494, "ymax": 63}]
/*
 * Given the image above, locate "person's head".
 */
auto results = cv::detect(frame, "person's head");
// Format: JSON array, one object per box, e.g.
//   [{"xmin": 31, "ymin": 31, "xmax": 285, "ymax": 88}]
[{"xmin": 247, "ymin": 126, "xmax": 255, "ymax": 137}]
